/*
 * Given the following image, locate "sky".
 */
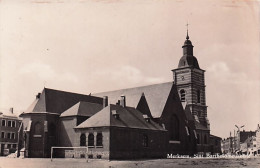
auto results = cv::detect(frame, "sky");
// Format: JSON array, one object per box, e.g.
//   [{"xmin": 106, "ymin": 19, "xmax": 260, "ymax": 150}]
[{"xmin": 0, "ymin": 0, "xmax": 259, "ymax": 138}]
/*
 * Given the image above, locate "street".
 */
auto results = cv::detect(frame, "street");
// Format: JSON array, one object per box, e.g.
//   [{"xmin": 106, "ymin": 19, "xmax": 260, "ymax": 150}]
[{"xmin": 0, "ymin": 157, "xmax": 260, "ymax": 168}]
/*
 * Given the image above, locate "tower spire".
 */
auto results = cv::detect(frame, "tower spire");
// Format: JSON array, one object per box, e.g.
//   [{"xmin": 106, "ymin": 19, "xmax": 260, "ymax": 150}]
[{"xmin": 186, "ymin": 22, "xmax": 189, "ymax": 40}]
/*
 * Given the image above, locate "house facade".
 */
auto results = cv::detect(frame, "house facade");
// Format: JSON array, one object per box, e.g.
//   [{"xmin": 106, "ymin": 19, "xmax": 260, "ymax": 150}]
[{"xmin": 0, "ymin": 108, "xmax": 22, "ymax": 156}]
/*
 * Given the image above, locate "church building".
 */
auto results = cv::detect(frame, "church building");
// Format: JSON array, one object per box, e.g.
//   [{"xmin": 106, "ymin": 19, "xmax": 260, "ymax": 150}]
[{"xmin": 19, "ymin": 31, "xmax": 220, "ymax": 159}]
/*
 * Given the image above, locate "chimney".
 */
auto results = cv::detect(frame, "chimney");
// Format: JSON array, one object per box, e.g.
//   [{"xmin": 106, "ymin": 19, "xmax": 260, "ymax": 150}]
[
  {"xmin": 120, "ymin": 95, "xmax": 126, "ymax": 107},
  {"xmin": 103, "ymin": 96, "xmax": 108, "ymax": 108},
  {"xmin": 10, "ymin": 108, "xmax": 13, "ymax": 114},
  {"xmin": 36, "ymin": 93, "xmax": 41, "ymax": 99}
]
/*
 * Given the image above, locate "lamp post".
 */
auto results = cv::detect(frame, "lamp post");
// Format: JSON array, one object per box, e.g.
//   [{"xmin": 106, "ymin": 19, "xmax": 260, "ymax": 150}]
[{"xmin": 235, "ymin": 125, "xmax": 244, "ymax": 154}]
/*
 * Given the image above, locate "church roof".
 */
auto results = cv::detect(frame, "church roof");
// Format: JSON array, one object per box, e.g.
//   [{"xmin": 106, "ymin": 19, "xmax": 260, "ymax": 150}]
[
  {"xmin": 23, "ymin": 88, "xmax": 103, "ymax": 115},
  {"xmin": 178, "ymin": 55, "xmax": 200, "ymax": 69},
  {"xmin": 75, "ymin": 104, "xmax": 166, "ymax": 131},
  {"xmin": 93, "ymin": 82, "xmax": 174, "ymax": 118},
  {"xmin": 60, "ymin": 101, "xmax": 103, "ymax": 117}
]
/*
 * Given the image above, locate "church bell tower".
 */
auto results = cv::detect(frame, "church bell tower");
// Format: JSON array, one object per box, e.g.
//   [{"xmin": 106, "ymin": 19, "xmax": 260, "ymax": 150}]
[{"xmin": 172, "ymin": 30, "xmax": 210, "ymax": 129}]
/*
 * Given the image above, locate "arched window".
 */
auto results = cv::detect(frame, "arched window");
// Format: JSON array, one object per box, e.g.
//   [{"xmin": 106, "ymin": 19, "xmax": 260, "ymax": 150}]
[
  {"xmin": 143, "ymin": 134, "xmax": 148, "ymax": 147},
  {"xmin": 170, "ymin": 115, "xmax": 180, "ymax": 141},
  {"xmin": 88, "ymin": 133, "xmax": 94, "ymax": 146},
  {"xmin": 96, "ymin": 133, "xmax": 103, "ymax": 146},
  {"xmin": 80, "ymin": 134, "xmax": 86, "ymax": 146},
  {"xmin": 180, "ymin": 90, "xmax": 186, "ymax": 102},
  {"xmin": 34, "ymin": 122, "xmax": 42, "ymax": 135},
  {"xmin": 197, "ymin": 90, "xmax": 201, "ymax": 103},
  {"xmin": 204, "ymin": 135, "xmax": 207, "ymax": 144},
  {"xmin": 197, "ymin": 134, "xmax": 200, "ymax": 144}
]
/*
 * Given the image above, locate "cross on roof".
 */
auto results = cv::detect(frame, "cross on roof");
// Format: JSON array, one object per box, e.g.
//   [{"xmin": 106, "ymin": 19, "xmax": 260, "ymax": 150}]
[
  {"xmin": 186, "ymin": 22, "xmax": 190, "ymax": 39},
  {"xmin": 186, "ymin": 22, "xmax": 189, "ymax": 31}
]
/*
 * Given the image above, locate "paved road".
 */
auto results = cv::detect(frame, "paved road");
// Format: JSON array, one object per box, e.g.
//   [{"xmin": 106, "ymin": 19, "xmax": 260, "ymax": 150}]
[{"xmin": 0, "ymin": 157, "xmax": 260, "ymax": 168}]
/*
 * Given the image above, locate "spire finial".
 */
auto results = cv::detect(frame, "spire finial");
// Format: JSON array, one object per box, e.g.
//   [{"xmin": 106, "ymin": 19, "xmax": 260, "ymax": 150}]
[{"xmin": 186, "ymin": 22, "xmax": 189, "ymax": 40}]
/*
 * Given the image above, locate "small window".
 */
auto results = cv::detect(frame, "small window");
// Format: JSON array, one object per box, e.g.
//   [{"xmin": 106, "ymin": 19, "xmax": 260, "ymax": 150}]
[
  {"xmin": 8, "ymin": 121, "xmax": 12, "ymax": 127},
  {"xmin": 80, "ymin": 134, "xmax": 86, "ymax": 146},
  {"xmin": 7, "ymin": 144, "xmax": 11, "ymax": 148},
  {"xmin": 88, "ymin": 133, "xmax": 94, "ymax": 147},
  {"xmin": 143, "ymin": 134, "xmax": 148, "ymax": 147},
  {"xmin": 13, "ymin": 144, "xmax": 17, "ymax": 149},
  {"xmin": 2, "ymin": 119, "xmax": 6, "ymax": 126},
  {"xmin": 11, "ymin": 133, "xmax": 15, "ymax": 139},
  {"xmin": 180, "ymin": 89, "xmax": 186, "ymax": 102},
  {"xmin": 12, "ymin": 121, "xmax": 16, "ymax": 127},
  {"xmin": 7, "ymin": 133, "xmax": 11, "ymax": 139},
  {"xmin": 96, "ymin": 133, "xmax": 103, "ymax": 146},
  {"xmin": 197, "ymin": 90, "xmax": 201, "ymax": 103},
  {"xmin": 1, "ymin": 132, "xmax": 5, "ymax": 138}
]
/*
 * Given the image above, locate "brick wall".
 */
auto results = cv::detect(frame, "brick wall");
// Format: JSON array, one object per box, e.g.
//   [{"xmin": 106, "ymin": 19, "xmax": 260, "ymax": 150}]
[{"xmin": 110, "ymin": 127, "xmax": 168, "ymax": 159}]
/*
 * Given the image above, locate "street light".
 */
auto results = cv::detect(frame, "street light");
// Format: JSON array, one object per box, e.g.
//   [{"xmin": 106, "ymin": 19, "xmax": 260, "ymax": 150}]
[
  {"xmin": 235, "ymin": 125, "xmax": 245, "ymax": 154},
  {"xmin": 235, "ymin": 125, "xmax": 244, "ymax": 130}
]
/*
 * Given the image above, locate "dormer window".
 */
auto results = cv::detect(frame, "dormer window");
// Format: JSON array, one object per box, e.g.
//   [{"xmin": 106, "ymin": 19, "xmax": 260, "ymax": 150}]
[
  {"xmin": 143, "ymin": 115, "xmax": 150, "ymax": 122},
  {"xmin": 112, "ymin": 110, "xmax": 119, "ymax": 119}
]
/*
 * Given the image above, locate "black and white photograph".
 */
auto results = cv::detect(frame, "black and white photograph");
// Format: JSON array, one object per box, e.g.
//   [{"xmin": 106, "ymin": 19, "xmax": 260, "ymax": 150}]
[{"xmin": 0, "ymin": 0, "xmax": 260, "ymax": 167}]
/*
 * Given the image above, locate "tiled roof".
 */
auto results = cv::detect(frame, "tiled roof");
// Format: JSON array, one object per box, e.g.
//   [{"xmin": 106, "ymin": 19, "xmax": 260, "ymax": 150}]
[
  {"xmin": 0, "ymin": 111, "xmax": 20, "ymax": 119},
  {"xmin": 93, "ymin": 82, "xmax": 173, "ymax": 118},
  {"xmin": 75, "ymin": 104, "xmax": 166, "ymax": 131},
  {"xmin": 24, "ymin": 88, "xmax": 103, "ymax": 115},
  {"xmin": 60, "ymin": 101, "xmax": 103, "ymax": 117}
]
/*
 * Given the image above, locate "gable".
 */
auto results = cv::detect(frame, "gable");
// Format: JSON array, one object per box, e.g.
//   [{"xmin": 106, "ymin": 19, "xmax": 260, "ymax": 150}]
[{"xmin": 136, "ymin": 93, "xmax": 152, "ymax": 118}]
